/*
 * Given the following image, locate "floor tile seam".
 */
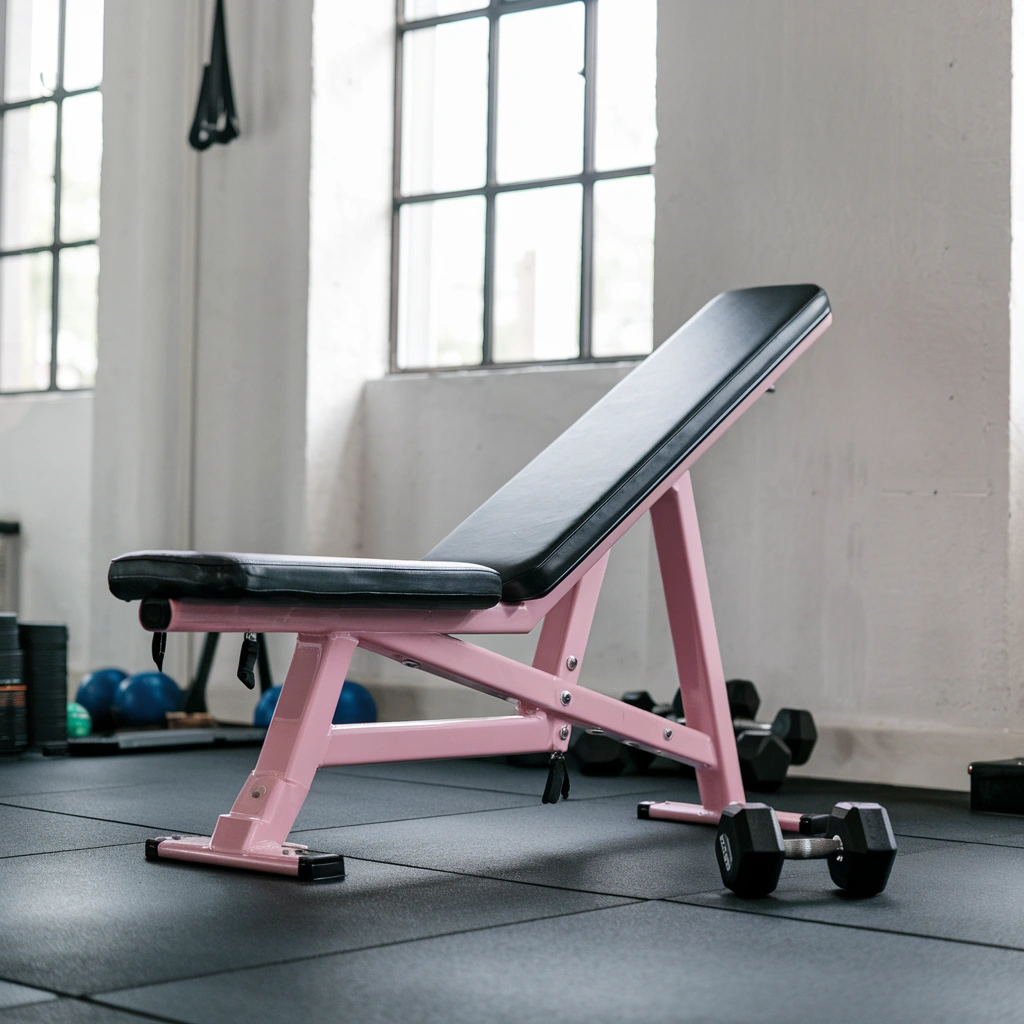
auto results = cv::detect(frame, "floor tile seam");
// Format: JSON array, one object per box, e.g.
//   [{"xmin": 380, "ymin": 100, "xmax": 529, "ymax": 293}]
[
  {"xmin": 665, "ymin": 894, "xmax": 1024, "ymax": 953},
  {"xmin": 890, "ymin": 830, "xmax": 1024, "ymax": 850},
  {"xmin": 0, "ymin": 793, "xmax": 538, "ymax": 839},
  {"xmin": 77, "ymin": 995, "xmax": 187, "ymax": 1023},
  {"xmin": 0, "ymin": 799, "xmax": 177, "ymax": 834},
  {"xmin": 335, "ymin": 851, "xmax": 655, "ymax": 900},
  {"xmin": 0, "ymin": 975, "xmax": 199, "ymax": 1021},
  {"xmin": 322, "ymin": 766, "xmax": 677, "ymax": 803},
  {"xmin": 0, "ymin": 838, "xmax": 155, "ymax": 862},
  {"xmin": 288, "ymin": 789, "xmax": 689, "ymax": 839},
  {"xmin": 90, "ymin": 899, "xmax": 649, "ymax": 996}
]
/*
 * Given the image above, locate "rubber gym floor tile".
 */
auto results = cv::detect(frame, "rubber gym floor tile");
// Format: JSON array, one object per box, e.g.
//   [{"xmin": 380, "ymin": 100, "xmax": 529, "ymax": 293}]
[
  {"xmin": 0, "ymin": 983, "xmax": 54, "ymax": 1013},
  {"xmin": 0, "ymin": 842, "xmax": 631, "ymax": 995},
  {"xmin": 0, "ymin": 804, "xmax": 154, "ymax": 859},
  {"xmin": 96, "ymin": 899, "xmax": 1024, "ymax": 1024},
  {"xmin": 775, "ymin": 775, "xmax": 1024, "ymax": 847},
  {"xmin": 673, "ymin": 834, "xmax": 1024, "ymax": 949},
  {"xmin": 0, "ymin": 1000, "xmax": 165, "ymax": 1023},
  {"xmin": 296, "ymin": 792, "xmax": 726, "ymax": 899},
  {"xmin": 5, "ymin": 768, "xmax": 537, "ymax": 835},
  {"xmin": 325, "ymin": 757, "xmax": 697, "ymax": 801},
  {"xmin": 0, "ymin": 747, "xmax": 262, "ymax": 799}
]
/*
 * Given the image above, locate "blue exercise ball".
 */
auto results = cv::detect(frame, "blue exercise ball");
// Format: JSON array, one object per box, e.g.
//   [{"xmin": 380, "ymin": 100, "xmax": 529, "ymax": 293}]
[
  {"xmin": 253, "ymin": 684, "xmax": 282, "ymax": 728},
  {"xmin": 252, "ymin": 681, "xmax": 376, "ymax": 728},
  {"xmin": 334, "ymin": 681, "xmax": 376, "ymax": 725},
  {"xmin": 76, "ymin": 668, "xmax": 129, "ymax": 731},
  {"xmin": 113, "ymin": 672, "xmax": 182, "ymax": 726}
]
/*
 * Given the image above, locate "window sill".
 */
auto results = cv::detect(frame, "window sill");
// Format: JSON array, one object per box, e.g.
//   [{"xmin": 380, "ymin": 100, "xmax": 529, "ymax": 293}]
[
  {"xmin": 387, "ymin": 354, "xmax": 645, "ymax": 380},
  {"xmin": 0, "ymin": 387, "xmax": 93, "ymax": 400}
]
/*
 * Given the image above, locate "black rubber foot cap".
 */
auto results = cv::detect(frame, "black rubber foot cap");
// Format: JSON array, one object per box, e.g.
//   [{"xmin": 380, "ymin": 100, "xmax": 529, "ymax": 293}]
[
  {"xmin": 145, "ymin": 838, "xmax": 165, "ymax": 862},
  {"xmin": 637, "ymin": 801, "xmax": 652, "ymax": 819},
  {"xmin": 298, "ymin": 852, "xmax": 345, "ymax": 881}
]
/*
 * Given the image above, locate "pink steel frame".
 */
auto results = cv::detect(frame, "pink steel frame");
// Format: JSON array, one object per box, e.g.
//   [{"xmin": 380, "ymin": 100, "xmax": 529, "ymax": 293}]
[{"xmin": 147, "ymin": 314, "xmax": 832, "ymax": 877}]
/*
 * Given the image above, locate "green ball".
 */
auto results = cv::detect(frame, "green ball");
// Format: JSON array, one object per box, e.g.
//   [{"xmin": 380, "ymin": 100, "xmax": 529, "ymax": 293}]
[{"xmin": 67, "ymin": 701, "xmax": 92, "ymax": 738}]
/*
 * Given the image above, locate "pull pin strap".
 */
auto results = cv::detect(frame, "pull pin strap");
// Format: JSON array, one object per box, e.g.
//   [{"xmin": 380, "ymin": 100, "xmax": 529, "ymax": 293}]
[
  {"xmin": 151, "ymin": 631, "xmax": 167, "ymax": 672},
  {"xmin": 237, "ymin": 632, "xmax": 258, "ymax": 689}
]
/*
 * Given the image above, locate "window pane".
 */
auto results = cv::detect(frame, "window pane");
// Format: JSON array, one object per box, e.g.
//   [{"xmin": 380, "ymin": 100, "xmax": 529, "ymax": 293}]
[
  {"xmin": 405, "ymin": 0, "xmax": 485, "ymax": 19},
  {"xmin": 401, "ymin": 19, "xmax": 488, "ymax": 195},
  {"xmin": 1, "ymin": 101, "xmax": 57, "ymax": 250},
  {"xmin": 0, "ymin": 252, "xmax": 52, "ymax": 391},
  {"xmin": 592, "ymin": 175, "xmax": 653, "ymax": 357},
  {"xmin": 594, "ymin": 0, "xmax": 657, "ymax": 170},
  {"xmin": 496, "ymin": 4, "xmax": 584, "ymax": 183},
  {"xmin": 3, "ymin": 0, "xmax": 59, "ymax": 102},
  {"xmin": 56, "ymin": 244, "xmax": 98, "ymax": 388},
  {"xmin": 398, "ymin": 196, "xmax": 485, "ymax": 368},
  {"xmin": 63, "ymin": 0, "xmax": 104, "ymax": 92},
  {"xmin": 60, "ymin": 92, "xmax": 102, "ymax": 241},
  {"xmin": 494, "ymin": 184, "xmax": 581, "ymax": 363}
]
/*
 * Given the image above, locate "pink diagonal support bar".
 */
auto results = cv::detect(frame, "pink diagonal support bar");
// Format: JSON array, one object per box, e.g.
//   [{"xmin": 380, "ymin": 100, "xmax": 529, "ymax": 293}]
[
  {"xmin": 356, "ymin": 631, "xmax": 717, "ymax": 768},
  {"xmin": 323, "ymin": 714, "xmax": 556, "ymax": 765},
  {"xmin": 652, "ymin": 472, "xmax": 745, "ymax": 813}
]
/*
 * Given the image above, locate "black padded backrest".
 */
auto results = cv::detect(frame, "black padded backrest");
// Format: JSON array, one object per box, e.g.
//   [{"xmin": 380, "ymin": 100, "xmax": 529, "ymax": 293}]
[{"xmin": 425, "ymin": 285, "xmax": 830, "ymax": 603}]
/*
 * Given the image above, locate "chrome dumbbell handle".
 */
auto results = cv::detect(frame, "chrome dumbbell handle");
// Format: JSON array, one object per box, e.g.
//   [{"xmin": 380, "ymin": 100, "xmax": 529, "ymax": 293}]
[{"xmin": 784, "ymin": 835, "xmax": 842, "ymax": 860}]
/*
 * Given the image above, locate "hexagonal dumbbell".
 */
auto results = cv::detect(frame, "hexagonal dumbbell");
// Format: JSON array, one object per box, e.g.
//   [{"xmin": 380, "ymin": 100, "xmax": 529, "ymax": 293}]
[
  {"xmin": 726, "ymin": 679, "xmax": 818, "ymax": 767},
  {"xmin": 714, "ymin": 802, "xmax": 897, "ymax": 899}
]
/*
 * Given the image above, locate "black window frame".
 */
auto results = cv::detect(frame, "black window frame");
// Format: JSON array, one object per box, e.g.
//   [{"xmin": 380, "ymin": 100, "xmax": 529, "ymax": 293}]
[
  {"xmin": 391, "ymin": 0, "xmax": 654, "ymax": 373},
  {"xmin": 0, "ymin": 0, "xmax": 102, "ymax": 395}
]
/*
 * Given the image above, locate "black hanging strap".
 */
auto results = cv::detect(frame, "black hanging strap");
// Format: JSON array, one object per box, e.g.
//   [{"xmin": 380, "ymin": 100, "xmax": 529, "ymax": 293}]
[
  {"xmin": 236, "ymin": 632, "xmax": 259, "ymax": 690},
  {"xmin": 151, "ymin": 631, "xmax": 167, "ymax": 672},
  {"xmin": 189, "ymin": 0, "xmax": 240, "ymax": 151}
]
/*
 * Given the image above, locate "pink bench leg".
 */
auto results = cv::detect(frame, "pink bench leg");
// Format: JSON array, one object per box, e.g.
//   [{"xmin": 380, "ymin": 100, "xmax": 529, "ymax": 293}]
[
  {"xmin": 641, "ymin": 472, "xmax": 746, "ymax": 824},
  {"xmin": 147, "ymin": 632, "xmax": 356, "ymax": 878}
]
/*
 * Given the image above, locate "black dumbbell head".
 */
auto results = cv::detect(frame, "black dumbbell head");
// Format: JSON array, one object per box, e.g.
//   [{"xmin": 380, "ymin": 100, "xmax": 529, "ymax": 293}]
[
  {"xmin": 736, "ymin": 730, "xmax": 792, "ymax": 792},
  {"xmin": 826, "ymin": 802, "xmax": 897, "ymax": 896},
  {"xmin": 620, "ymin": 690, "xmax": 655, "ymax": 713},
  {"xmin": 569, "ymin": 728, "xmax": 630, "ymax": 776},
  {"xmin": 726, "ymin": 679, "xmax": 760, "ymax": 720},
  {"xmin": 715, "ymin": 803, "xmax": 785, "ymax": 898},
  {"xmin": 670, "ymin": 690, "xmax": 683, "ymax": 719},
  {"xmin": 771, "ymin": 708, "xmax": 818, "ymax": 766}
]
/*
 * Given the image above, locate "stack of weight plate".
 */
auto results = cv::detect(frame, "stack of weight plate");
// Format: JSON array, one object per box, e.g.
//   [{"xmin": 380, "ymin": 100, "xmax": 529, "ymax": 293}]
[
  {"xmin": 0, "ymin": 614, "xmax": 26, "ymax": 754},
  {"xmin": 19, "ymin": 622, "xmax": 68, "ymax": 752}
]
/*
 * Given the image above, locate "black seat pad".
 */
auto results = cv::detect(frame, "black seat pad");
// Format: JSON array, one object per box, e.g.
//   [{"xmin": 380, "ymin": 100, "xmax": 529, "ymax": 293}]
[
  {"xmin": 425, "ymin": 285, "xmax": 830, "ymax": 602},
  {"xmin": 108, "ymin": 551, "xmax": 502, "ymax": 610}
]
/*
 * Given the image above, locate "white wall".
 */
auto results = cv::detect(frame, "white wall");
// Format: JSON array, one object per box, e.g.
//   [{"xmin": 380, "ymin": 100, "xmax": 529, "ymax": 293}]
[
  {"xmin": 0, "ymin": 393, "xmax": 93, "ymax": 679},
  {"xmin": 652, "ymin": 0, "xmax": 1014, "ymax": 788}
]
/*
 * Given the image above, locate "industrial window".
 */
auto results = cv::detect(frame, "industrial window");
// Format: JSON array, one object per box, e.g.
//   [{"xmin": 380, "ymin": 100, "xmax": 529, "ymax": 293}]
[
  {"xmin": 0, "ymin": 0, "xmax": 103, "ymax": 394},
  {"xmin": 392, "ymin": 0, "xmax": 656, "ymax": 370}
]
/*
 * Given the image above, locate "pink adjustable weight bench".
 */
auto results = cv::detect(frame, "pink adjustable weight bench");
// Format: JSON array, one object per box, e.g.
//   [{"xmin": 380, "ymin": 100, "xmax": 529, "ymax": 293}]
[{"xmin": 109, "ymin": 284, "xmax": 833, "ymax": 880}]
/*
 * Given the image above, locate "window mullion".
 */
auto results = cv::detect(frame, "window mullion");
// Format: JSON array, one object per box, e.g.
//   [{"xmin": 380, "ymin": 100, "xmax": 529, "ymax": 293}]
[
  {"xmin": 389, "ymin": 0, "xmax": 404, "ymax": 371},
  {"xmin": 578, "ymin": 0, "xmax": 598, "ymax": 360},
  {"xmin": 49, "ymin": 0, "xmax": 67, "ymax": 390},
  {"xmin": 480, "ymin": 1, "xmax": 500, "ymax": 366}
]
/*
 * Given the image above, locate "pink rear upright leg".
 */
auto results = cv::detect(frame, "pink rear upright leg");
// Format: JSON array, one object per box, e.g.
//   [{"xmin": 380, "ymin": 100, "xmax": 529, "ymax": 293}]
[{"xmin": 651, "ymin": 473, "xmax": 745, "ymax": 814}]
